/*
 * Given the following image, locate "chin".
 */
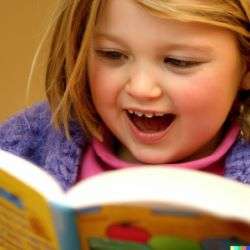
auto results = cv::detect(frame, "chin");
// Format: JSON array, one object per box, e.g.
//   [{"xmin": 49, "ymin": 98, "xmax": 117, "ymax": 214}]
[{"xmin": 133, "ymin": 153, "xmax": 172, "ymax": 165}]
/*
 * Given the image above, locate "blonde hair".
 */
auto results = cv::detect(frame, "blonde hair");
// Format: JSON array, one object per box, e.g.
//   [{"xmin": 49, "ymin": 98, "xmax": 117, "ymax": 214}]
[{"xmin": 44, "ymin": 0, "xmax": 250, "ymax": 139}]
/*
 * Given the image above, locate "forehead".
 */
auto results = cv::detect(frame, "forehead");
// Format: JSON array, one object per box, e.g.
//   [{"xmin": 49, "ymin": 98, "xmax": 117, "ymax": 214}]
[
  {"xmin": 96, "ymin": 0, "xmax": 169, "ymax": 33},
  {"xmin": 94, "ymin": 0, "xmax": 237, "ymax": 52},
  {"xmin": 96, "ymin": 0, "xmax": 213, "ymax": 29}
]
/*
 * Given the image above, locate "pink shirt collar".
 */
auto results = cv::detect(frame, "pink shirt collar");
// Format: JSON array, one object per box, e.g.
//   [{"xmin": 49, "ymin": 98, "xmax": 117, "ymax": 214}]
[{"xmin": 79, "ymin": 122, "xmax": 240, "ymax": 180}]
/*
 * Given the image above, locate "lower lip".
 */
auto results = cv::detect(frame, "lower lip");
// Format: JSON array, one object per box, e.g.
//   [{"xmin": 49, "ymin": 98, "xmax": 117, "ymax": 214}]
[{"xmin": 126, "ymin": 114, "xmax": 175, "ymax": 144}]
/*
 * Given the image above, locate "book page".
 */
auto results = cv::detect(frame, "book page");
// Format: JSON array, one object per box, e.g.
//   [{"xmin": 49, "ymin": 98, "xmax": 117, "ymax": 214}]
[
  {"xmin": 66, "ymin": 167, "xmax": 250, "ymax": 223},
  {"xmin": 75, "ymin": 204, "xmax": 250, "ymax": 250},
  {"xmin": 0, "ymin": 150, "xmax": 63, "ymax": 201},
  {"xmin": 0, "ymin": 170, "xmax": 60, "ymax": 250}
]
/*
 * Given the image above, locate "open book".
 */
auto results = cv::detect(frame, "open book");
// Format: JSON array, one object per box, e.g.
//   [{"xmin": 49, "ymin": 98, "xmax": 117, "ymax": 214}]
[{"xmin": 0, "ymin": 149, "xmax": 250, "ymax": 250}]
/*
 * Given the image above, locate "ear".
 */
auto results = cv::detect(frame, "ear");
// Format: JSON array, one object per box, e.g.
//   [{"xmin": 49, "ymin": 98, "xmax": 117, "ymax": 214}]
[
  {"xmin": 240, "ymin": 61, "xmax": 250, "ymax": 90},
  {"xmin": 241, "ymin": 70, "xmax": 250, "ymax": 90}
]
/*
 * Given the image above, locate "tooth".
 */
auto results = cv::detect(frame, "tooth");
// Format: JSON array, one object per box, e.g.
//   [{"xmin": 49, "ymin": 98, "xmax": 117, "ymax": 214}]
[
  {"xmin": 128, "ymin": 109, "xmax": 134, "ymax": 114},
  {"xmin": 145, "ymin": 113, "xmax": 153, "ymax": 118},
  {"xmin": 155, "ymin": 112, "xmax": 165, "ymax": 117},
  {"xmin": 135, "ymin": 111, "xmax": 143, "ymax": 117}
]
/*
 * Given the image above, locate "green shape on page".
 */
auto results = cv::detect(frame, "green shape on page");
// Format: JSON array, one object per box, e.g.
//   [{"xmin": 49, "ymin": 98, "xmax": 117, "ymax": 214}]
[
  {"xmin": 88, "ymin": 237, "xmax": 152, "ymax": 250},
  {"xmin": 149, "ymin": 236, "xmax": 201, "ymax": 250}
]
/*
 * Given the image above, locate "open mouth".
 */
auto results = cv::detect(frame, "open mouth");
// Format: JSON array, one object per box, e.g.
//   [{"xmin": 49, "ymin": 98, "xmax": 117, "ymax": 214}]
[{"xmin": 126, "ymin": 110, "xmax": 176, "ymax": 133}]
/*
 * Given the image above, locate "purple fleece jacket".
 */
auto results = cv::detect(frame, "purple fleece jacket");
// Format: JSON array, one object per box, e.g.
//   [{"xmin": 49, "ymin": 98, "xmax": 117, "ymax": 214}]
[{"xmin": 0, "ymin": 102, "xmax": 250, "ymax": 190}]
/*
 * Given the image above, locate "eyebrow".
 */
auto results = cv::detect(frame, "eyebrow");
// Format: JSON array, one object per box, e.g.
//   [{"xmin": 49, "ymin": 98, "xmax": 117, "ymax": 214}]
[{"xmin": 93, "ymin": 32, "xmax": 213, "ymax": 54}]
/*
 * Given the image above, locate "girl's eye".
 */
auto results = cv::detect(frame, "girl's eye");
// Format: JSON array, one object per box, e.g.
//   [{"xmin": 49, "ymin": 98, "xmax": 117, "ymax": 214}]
[
  {"xmin": 95, "ymin": 50, "xmax": 126, "ymax": 61},
  {"xmin": 164, "ymin": 57, "xmax": 201, "ymax": 68}
]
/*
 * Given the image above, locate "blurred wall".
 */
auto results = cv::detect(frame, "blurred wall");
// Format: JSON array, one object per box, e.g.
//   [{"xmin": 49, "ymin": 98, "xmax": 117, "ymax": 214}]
[{"xmin": 0, "ymin": 1, "xmax": 56, "ymax": 122}]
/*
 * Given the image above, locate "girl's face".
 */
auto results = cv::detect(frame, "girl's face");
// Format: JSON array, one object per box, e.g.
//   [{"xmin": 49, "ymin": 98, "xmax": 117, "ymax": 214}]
[{"xmin": 87, "ymin": 0, "xmax": 247, "ymax": 164}]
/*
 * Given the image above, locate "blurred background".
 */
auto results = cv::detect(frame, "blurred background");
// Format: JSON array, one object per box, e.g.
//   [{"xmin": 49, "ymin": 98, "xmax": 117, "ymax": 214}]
[{"xmin": 0, "ymin": 1, "xmax": 56, "ymax": 122}]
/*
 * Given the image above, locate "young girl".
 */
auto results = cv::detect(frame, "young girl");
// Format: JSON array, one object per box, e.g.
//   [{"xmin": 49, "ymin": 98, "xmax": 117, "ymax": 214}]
[{"xmin": 0, "ymin": 0, "xmax": 249, "ymax": 190}]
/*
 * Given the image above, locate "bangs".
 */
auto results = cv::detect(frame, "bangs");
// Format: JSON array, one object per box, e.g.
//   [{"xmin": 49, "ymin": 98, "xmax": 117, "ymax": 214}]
[{"xmin": 136, "ymin": 0, "xmax": 249, "ymax": 36}]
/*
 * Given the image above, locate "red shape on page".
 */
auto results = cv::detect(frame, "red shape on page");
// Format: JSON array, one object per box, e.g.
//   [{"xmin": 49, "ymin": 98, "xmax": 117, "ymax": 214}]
[{"xmin": 106, "ymin": 223, "xmax": 151, "ymax": 243}]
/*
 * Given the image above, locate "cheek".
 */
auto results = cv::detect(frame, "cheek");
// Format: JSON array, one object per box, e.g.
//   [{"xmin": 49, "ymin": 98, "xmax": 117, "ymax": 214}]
[
  {"xmin": 173, "ymin": 74, "xmax": 237, "ymax": 117},
  {"xmin": 88, "ymin": 59, "xmax": 112, "ymax": 104},
  {"xmin": 88, "ymin": 60, "xmax": 107, "ymax": 89},
  {"xmin": 88, "ymin": 58, "xmax": 129, "ymax": 98},
  {"xmin": 88, "ymin": 58, "xmax": 126, "ymax": 113}
]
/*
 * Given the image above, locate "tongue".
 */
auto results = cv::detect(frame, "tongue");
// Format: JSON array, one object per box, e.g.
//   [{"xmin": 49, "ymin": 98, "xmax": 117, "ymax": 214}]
[{"xmin": 130, "ymin": 114, "xmax": 175, "ymax": 133}]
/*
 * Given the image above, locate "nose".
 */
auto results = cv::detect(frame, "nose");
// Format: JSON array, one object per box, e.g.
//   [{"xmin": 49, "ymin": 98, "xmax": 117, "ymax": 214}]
[{"xmin": 125, "ymin": 66, "xmax": 163, "ymax": 100}]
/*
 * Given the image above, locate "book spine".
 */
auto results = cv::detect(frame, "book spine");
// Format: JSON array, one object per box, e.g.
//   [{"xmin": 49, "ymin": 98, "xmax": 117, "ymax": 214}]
[{"xmin": 49, "ymin": 203, "xmax": 81, "ymax": 250}]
